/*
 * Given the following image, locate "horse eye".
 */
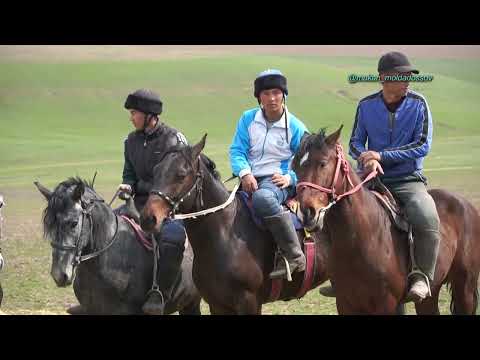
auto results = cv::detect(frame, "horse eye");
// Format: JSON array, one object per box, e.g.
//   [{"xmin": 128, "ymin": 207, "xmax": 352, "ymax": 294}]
[
  {"xmin": 176, "ymin": 171, "xmax": 187, "ymax": 180},
  {"xmin": 71, "ymin": 220, "xmax": 79, "ymax": 229},
  {"xmin": 319, "ymin": 161, "xmax": 327, "ymax": 168}
]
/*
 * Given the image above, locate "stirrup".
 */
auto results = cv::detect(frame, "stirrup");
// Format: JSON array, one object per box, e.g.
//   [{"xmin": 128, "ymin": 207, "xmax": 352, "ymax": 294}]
[
  {"xmin": 283, "ymin": 255, "xmax": 292, "ymax": 282},
  {"xmin": 145, "ymin": 285, "xmax": 165, "ymax": 302},
  {"xmin": 407, "ymin": 270, "xmax": 432, "ymax": 297},
  {"xmin": 271, "ymin": 251, "xmax": 293, "ymax": 282}
]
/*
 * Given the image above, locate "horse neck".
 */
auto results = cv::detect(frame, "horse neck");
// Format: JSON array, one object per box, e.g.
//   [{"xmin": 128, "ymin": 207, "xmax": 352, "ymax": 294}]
[
  {"xmin": 329, "ymin": 169, "xmax": 386, "ymax": 246},
  {"xmin": 182, "ymin": 162, "xmax": 236, "ymax": 251},
  {"xmin": 193, "ymin": 162, "xmax": 231, "ymax": 211}
]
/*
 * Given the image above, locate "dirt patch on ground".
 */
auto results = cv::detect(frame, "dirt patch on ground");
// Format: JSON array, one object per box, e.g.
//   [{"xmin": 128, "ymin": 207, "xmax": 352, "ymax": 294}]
[{"xmin": 1, "ymin": 45, "xmax": 479, "ymax": 62}]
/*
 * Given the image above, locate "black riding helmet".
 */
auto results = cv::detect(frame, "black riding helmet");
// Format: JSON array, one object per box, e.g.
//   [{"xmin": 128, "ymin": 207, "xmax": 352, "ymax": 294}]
[
  {"xmin": 253, "ymin": 69, "xmax": 288, "ymax": 99},
  {"xmin": 124, "ymin": 89, "xmax": 163, "ymax": 115},
  {"xmin": 254, "ymin": 69, "xmax": 290, "ymax": 143}
]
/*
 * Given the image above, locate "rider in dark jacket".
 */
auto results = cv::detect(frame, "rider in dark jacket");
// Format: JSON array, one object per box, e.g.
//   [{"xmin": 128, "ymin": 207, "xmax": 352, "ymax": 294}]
[{"xmin": 119, "ymin": 89, "xmax": 189, "ymax": 315}]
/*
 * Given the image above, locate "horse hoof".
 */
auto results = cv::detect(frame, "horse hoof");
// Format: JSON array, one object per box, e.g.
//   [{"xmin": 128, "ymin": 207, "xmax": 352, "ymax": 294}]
[
  {"xmin": 319, "ymin": 285, "xmax": 336, "ymax": 298},
  {"xmin": 66, "ymin": 304, "xmax": 85, "ymax": 315}
]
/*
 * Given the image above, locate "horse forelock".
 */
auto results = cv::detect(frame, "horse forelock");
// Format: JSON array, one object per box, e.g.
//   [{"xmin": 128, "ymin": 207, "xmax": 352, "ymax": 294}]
[
  {"xmin": 292, "ymin": 128, "xmax": 328, "ymax": 171},
  {"xmin": 42, "ymin": 177, "xmax": 101, "ymax": 239}
]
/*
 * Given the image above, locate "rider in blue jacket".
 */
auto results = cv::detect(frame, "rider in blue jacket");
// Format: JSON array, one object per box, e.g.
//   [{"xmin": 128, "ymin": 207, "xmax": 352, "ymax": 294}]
[
  {"xmin": 230, "ymin": 69, "xmax": 309, "ymax": 280},
  {"xmin": 349, "ymin": 52, "xmax": 440, "ymax": 303}
]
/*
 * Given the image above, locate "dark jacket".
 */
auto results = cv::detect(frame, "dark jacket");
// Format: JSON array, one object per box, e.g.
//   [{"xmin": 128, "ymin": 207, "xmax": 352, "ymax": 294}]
[{"xmin": 122, "ymin": 121, "xmax": 188, "ymax": 210}]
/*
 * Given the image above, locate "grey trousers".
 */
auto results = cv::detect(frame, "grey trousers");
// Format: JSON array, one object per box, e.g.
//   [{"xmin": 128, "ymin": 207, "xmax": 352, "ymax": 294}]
[{"xmin": 382, "ymin": 174, "xmax": 441, "ymax": 282}]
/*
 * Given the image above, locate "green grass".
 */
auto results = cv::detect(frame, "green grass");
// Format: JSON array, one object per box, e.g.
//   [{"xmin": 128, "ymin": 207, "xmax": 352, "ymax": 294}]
[{"xmin": 0, "ymin": 53, "xmax": 479, "ymax": 314}]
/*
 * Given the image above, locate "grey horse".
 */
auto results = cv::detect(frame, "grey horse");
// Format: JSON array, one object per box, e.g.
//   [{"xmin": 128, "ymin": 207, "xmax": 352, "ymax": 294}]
[{"xmin": 35, "ymin": 178, "xmax": 201, "ymax": 315}]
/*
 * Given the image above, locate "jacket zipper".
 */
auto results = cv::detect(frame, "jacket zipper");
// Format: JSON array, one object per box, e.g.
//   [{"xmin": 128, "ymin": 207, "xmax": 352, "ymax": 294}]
[{"xmin": 388, "ymin": 112, "xmax": 395, "ymax": 144}]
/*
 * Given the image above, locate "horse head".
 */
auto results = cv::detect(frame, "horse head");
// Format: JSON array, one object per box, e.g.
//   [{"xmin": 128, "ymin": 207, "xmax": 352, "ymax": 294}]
[
  {"xmin": 292, "ymin": 126, "xmax": 345, "ymax": 231},
  {"xmin": 35, "ymin": 178, "xmax": 101, "ymax": 287},
  {"xmin": 140, "ymin": 134, "xmax": 207, "ymax": 233}
]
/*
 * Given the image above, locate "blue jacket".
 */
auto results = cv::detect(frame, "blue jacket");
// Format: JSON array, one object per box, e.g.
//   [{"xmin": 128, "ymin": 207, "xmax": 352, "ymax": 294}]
[
  {"xmin": 349, "ymin": 90, "xmax": 433, "ymax": 178},
  {"xmin": 229, "ymin": 107, "xmax": 309, "ymax": 186}
]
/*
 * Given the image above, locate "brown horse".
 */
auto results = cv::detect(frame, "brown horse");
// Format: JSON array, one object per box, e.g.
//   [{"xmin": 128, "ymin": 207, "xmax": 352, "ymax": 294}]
[
  {"xmin": 293, "ymin": 126, "xmax": 480, "ymax": 315},
  {"xmin": 140, "ymin": 135, "xmax": 330, "ymax": 314}
]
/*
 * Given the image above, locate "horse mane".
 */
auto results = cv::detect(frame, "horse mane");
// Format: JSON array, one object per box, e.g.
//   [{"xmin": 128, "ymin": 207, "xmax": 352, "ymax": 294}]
[
  {"xmin": 199, "ymin": 153, "xmax": 221, "ymax": 180},
  {"xmin": 42, "ymin": 177, "xmax": 100, "ymax": 240},
  {"xmin": 291, "ymin": 128, "xmax": 327, "ymax": 171}
]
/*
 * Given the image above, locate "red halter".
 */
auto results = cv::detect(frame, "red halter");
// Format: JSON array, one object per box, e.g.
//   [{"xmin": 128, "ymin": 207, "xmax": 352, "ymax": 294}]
[{"xmin": 296, "ymin": 144, "xmax": 378, "ymax": 203}]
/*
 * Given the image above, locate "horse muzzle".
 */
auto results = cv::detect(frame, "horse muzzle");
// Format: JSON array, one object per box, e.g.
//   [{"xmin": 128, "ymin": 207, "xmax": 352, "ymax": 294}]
[
  {"xmin": 140, "ymin": 213, "xmax": 159, "ymax": 233},
  {"xmin": 51, "ymin": 267, "xmax": 73, "ymax": 287},
  {"xmin": 302, "ymin": 205, "xmax": 330, "ymax": 232}
]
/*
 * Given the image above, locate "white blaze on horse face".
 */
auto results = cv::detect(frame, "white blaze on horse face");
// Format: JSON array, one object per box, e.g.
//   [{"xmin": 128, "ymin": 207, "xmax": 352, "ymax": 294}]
[{"xmin": 300, "ymin": 152, "xmax": 309, "ymax": 167}]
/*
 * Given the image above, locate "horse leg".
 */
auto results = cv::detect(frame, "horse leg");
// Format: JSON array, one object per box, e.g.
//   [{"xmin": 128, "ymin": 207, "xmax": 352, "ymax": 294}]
[
  {"xmin": 414, "ymin": 285, "xmax": 441, "ymax": 315},
  {"xmin": 449, "ymin": 272, "xmax": 479, "ymax": 315},
  {"xmin": 235, "ymin": 291, "xmax": 261, "ymax": 315},
  {"xmin": 395, "ymin": 303, "xmax": 406, "ymax": 315},
  {"xmin": 179, "ymin": 299, "xmax": 202, "ymax": 315},
  {"xmin": 209, "ymin": 303, "xmax": 236, "ymax": 315}
]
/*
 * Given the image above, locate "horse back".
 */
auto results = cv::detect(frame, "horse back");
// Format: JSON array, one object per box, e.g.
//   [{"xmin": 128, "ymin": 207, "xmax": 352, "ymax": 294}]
[{"xmin": 429, "ymin": 188, "xmax": 480, "ymax": 267}]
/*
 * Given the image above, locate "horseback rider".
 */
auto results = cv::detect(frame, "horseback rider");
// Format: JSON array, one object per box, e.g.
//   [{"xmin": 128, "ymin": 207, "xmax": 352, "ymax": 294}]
[
  {"xmin": 118, "ymin": 89, "xmax": 189, "ymax": 314},
  {"xmin": 229, "ymin": 69, "xmax": 309, "ymax": 280},
  {"xmin": 348, "ymin": 51, "xmax": 440, "ymax": 303}
]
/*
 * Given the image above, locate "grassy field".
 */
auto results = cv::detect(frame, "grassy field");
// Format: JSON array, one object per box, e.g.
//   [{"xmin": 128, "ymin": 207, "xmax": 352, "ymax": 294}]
[{"xmin": 0, "ymin": 47, "xmax": 479, "ymax": 314}]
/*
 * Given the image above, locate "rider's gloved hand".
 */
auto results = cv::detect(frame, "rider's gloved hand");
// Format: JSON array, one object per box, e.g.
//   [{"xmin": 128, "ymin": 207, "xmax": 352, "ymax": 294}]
[
  {"xmin": 117, "ymin": 184, "xmax": 133, "ymax": 194},
  {"xmin": 118, "ymin": 184, "xmax": 133, "ymax": 201}
]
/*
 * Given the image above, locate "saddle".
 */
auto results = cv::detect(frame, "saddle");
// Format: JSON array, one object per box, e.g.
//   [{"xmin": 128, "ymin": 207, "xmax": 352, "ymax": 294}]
[
  {"xmin": 362, "ymin": 175, "xmax": 432, "ymax": 299},
  {"xmin": 236, "ymin": 191, "xmax": 316, "ymax": 301},
  {"xmin": 363, "ymin": 176, "xmax": 410, "ymax": 233}
]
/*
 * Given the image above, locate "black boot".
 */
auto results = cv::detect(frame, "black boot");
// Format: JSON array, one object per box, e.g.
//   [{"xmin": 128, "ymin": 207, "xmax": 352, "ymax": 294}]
[
  {"xmin": 319, "ymin": 284, "xmax": 336, "ymax": 297},
  {"xmin": 143, "ymin": 236, "xmax": 185, "ymax": 315},
  {"xmin": 264, "ymin": 211, "xmax": 306, "ymax": 280}
]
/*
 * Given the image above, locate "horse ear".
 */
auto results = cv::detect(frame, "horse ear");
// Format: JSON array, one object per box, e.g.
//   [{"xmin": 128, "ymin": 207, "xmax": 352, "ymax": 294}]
[
  {"xmin": 72, "ymin": 182, "xmax": 85, "ymax": 202},
  {"xmin": 34, "ymin": 181, "xmax": 52, "ymax": 201},
  {"xmin": 191, "ymin": 133, "xmax": 207, "ymax": 160},
  {"xmin": 325, "ymin": 125, "xmax": 344, "ymax": 146}
]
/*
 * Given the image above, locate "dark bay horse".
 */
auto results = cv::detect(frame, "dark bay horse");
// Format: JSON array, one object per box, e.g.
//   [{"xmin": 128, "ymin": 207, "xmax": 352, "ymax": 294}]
[
  {"xmin": 35, "ymin": 178, "xmax": 201, "ymax": 315},
  {"xmin": 293, "ymin": 126, "xmax": 480, "ymax": 315},
  {"xmin": 140, "ymin": 135, "xmax": 330, "ymax": 314}
]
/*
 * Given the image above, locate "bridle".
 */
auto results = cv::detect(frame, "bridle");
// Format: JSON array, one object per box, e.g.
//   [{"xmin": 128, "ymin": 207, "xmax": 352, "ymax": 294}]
[
  {"xmin": 50, "ymin": 197, "xmax": 119, "ymax": 266},
  {"xmin": 296, "ymin": 143, "xmax": 378, "ymax": 222},
  {"xmin": 149, "ymin": 151, "xmax": 204, "ymax": 218}
]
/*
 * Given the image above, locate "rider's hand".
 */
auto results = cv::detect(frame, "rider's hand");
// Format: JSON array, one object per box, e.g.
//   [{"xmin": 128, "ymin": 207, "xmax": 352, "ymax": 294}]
[
  {"xmin": 364, "ymin": 159, "xmax": 384, "ymax": 175},
  {"xmin": 358, "ymin": 151, "xmax": 381, "ymax": 166},
  {"xmin": 117, "ymin": 184, "xmax": 133, "ymax": 195},
  {"xmin": 271, "ymin": 173, "xmax": 290, "ymax": 189},
  {"xmin": 241, "ymin": 174, "xmax": 258, "ymax": 194}
]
